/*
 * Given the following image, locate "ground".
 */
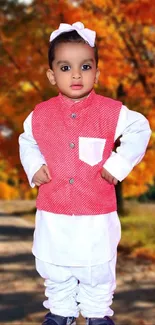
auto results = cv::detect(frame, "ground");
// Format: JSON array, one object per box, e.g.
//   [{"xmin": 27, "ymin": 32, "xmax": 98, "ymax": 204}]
[{"xmin": 0, "ymin": 200, "xmax": 155, "ymax": 325}]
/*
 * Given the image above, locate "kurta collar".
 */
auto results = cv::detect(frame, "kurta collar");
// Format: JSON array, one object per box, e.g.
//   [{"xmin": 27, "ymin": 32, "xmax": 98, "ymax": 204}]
[{"xmin": 57, "ymin": 89, "xmax": 96, "ymax": 111}]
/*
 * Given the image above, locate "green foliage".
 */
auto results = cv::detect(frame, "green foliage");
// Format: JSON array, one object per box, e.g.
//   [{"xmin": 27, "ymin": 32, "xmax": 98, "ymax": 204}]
[
  {"xmin": 138, "ymin": 181, "xmax": 155, "ymax": 202},
  {"xmin": 119, "ymin": 201, "xmax": 155, "ymax": 258}
]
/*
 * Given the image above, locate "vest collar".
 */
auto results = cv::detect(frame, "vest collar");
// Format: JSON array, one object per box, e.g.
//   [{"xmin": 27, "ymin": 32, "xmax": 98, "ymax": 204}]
[{"xmin": 57, "ymin": 89, "xmax": 96, "ymax": 111}]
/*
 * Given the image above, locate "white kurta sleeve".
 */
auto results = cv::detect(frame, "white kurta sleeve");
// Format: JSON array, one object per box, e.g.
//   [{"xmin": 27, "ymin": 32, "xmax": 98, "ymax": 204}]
[
  {"xmin": 19, "ymin": 112, "xmax": 46, "ymax": 187},
  {"xmin": 103, "ymin": 105, "xmax": 152, "ymax": 181}
]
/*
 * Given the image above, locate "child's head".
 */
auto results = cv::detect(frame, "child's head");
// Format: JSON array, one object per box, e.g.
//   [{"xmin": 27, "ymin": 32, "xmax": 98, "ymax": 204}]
[
  {"xmin": 47, "ymin": 22, "xmax": 100, "ymax": 101},
  {"xmin": 48, "ymin": 30, "xmax": 99, "ymax": 69}
]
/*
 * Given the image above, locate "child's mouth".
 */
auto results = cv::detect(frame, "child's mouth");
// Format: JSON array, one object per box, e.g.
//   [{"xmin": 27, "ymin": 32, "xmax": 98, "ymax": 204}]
[{"xmin": 71, "ymin": 85, "xmax": 83, "ymax": 90}]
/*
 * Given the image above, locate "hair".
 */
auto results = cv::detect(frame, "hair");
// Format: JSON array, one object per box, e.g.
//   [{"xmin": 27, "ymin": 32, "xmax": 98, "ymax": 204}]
[{"xmin": 48, "ymin": 30, "xmax": 98, "ymax": 69}]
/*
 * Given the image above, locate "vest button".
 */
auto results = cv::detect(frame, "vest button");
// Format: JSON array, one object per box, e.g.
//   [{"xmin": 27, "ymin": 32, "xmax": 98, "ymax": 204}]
[
  {"xmin": 69, "ymin": 142, "xmax": 75, "ymax": 149},
  {"xmin": 69, "ymin": 178, "xmax": 74, "ymax": 184},
  {"xmin": 71, "ymin": 113, "xmax": 76, "ymax": 118}
]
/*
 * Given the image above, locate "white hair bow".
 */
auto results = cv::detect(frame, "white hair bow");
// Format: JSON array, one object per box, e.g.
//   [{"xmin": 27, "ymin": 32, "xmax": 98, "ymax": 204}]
[{"xmin": 49, "ymin": 22, "xmax": 96, "ymax": 47}]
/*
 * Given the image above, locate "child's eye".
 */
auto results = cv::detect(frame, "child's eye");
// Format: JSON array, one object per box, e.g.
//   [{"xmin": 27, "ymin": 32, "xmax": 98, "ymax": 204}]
[
  {"xmin": 61, "ymin": 66, "xmax": 71, "ymax": 71},
  {"xmin": 82, "ymin": 64, "xmax": 92, "ymax": 70}
]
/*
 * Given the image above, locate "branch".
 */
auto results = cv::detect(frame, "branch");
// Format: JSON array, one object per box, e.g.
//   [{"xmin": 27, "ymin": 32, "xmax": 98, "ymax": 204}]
[{"xmin": 0, "ymin": 35, "xmax": 44, "ymax": 99}]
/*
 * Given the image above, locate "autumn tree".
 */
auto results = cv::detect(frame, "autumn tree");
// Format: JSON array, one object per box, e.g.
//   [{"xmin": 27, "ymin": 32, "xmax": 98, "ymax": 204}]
[
  {"xmin": 0, "ymin": 0, "xmax": 62, "ymax": 197},
  {"xmin": 66, "ymin": 0, "xmax": 155, "ymax": 207},
  {"xmin": 0, "ymin": 0, "xmax": 154, "ymax": 200}
]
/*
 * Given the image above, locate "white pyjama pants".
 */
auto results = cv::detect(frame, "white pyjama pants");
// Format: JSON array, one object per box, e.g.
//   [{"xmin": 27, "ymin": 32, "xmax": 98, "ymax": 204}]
[{"xmin": 35, "ymin": 254, "xmax": 117, "ymax": 318}]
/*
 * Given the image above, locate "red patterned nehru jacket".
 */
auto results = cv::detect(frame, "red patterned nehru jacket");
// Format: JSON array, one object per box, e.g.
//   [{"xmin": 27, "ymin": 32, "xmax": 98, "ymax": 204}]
[{"xmin": 32, "ymin": 90, "xmax": 122, "ymax": 215}]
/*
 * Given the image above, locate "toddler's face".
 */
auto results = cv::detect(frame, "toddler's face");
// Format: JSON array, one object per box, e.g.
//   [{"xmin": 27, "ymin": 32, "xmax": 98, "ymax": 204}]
[{"xmin": 47, "ymin": 42, "xmax": 100, "ymax": 101}]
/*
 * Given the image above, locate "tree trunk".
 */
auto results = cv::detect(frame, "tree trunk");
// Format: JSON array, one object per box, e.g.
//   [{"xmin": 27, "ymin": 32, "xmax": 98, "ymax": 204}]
[
  {"xmin": 115, "ymin": 182, "xmax": 125, "ymax": 215},
  {"xmin": 115, "ymin": 84, "xmax": 127, "ymax": 215}
]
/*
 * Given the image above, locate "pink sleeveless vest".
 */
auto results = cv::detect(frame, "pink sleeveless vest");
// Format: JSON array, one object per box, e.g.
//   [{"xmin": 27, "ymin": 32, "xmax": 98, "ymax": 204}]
[{"xmin": 32, "ymin": 90, "xmax": 122, "ymax": 215}]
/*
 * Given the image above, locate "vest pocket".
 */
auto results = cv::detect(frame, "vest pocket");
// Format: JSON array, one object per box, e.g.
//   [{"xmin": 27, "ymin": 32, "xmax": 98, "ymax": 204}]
[{"xmin": 79, "ymin": 137, "xmax": 106, "ymax": 166}]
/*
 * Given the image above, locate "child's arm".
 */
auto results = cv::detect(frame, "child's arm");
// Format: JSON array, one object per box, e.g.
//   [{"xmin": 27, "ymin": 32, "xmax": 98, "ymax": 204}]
[
  {"xmin": 102, "ymin": 105, "xmax": 151, "ymax": 183},
  {"xmin": 32, "ymin": 165, "xmax": 51, "ymax": 186},
  {"xmin": 101, "ymin": 168, "xmax": 118, "ymax": 185},
  {"xmin": 19, "ymin": 112, "xmax": 51, "ymax": 187}
]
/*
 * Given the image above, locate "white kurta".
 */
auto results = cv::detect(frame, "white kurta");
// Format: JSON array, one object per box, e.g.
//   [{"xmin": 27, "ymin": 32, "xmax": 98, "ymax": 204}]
[{"xmin": 19, "ymin": 105, "xmax": 151, "ymax": 266}]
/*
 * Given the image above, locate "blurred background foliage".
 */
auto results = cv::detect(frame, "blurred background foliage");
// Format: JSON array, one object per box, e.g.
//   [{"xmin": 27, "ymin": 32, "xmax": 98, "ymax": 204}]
[{"xmin": 0, "ymin": 0, "xmax": 155, "ymax": 201}]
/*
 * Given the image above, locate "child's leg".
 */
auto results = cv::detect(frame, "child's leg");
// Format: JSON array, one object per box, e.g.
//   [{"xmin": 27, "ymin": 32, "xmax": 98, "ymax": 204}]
[
  {"xmin": 36, "ymin": 258, "xmax": 79, "ymax": 318},
  {"xmin": 75, "ymin": 254, "xmax": 117, "ymax": 318}
]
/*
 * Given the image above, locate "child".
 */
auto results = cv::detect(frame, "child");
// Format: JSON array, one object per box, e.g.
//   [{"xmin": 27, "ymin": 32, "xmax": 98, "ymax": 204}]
[{"xmin": 19, "ymin": 22, "xmax": 151, "ymax": 325}]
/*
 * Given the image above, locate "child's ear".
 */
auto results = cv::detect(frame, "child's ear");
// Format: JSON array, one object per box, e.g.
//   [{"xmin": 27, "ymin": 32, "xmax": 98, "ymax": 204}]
[
  {"xmin": 94, "ymin": 68, "xmax": 100, "ymax": 84},
  {"xmin": 46, "ymin": 69, "xmax": 56, "ymax": 85}
]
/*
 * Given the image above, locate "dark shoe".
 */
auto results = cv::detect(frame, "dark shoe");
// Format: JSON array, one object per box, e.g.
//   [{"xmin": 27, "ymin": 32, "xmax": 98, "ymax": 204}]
[
  {"xmin": 87, "ymin": 317, "xmax": 115, "ymax": 325},
  {"xmin": 42, "ymin": 313, "xmax": 76, "ymax": 325}
]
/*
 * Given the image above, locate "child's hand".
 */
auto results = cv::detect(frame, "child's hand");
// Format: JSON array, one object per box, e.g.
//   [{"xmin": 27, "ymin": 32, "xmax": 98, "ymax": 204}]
[
  {"xmin": 32, "ymin": 165, "xmax": 51, "ymax": 186},
  {"xmin": 101, "ymin": 167, "xmax": 118, "ymax": 185}
]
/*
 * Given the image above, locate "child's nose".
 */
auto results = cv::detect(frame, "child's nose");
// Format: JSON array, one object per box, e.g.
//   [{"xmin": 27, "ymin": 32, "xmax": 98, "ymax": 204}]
[{"xmin": 72, "ymin": 69, "xmax": 81, "ymax": 79}]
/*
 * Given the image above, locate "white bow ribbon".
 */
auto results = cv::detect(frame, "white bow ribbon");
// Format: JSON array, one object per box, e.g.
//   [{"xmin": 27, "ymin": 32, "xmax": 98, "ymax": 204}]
[{"xmin": 49, "ymin": 22, "xmax": 96, "ymax": 47}]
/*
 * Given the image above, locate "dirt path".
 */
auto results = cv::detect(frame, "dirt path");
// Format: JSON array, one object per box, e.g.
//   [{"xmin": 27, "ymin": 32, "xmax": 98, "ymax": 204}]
[{"xmin": 0, "ymin": 201, "xmax": 155, "ymax": 325}]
